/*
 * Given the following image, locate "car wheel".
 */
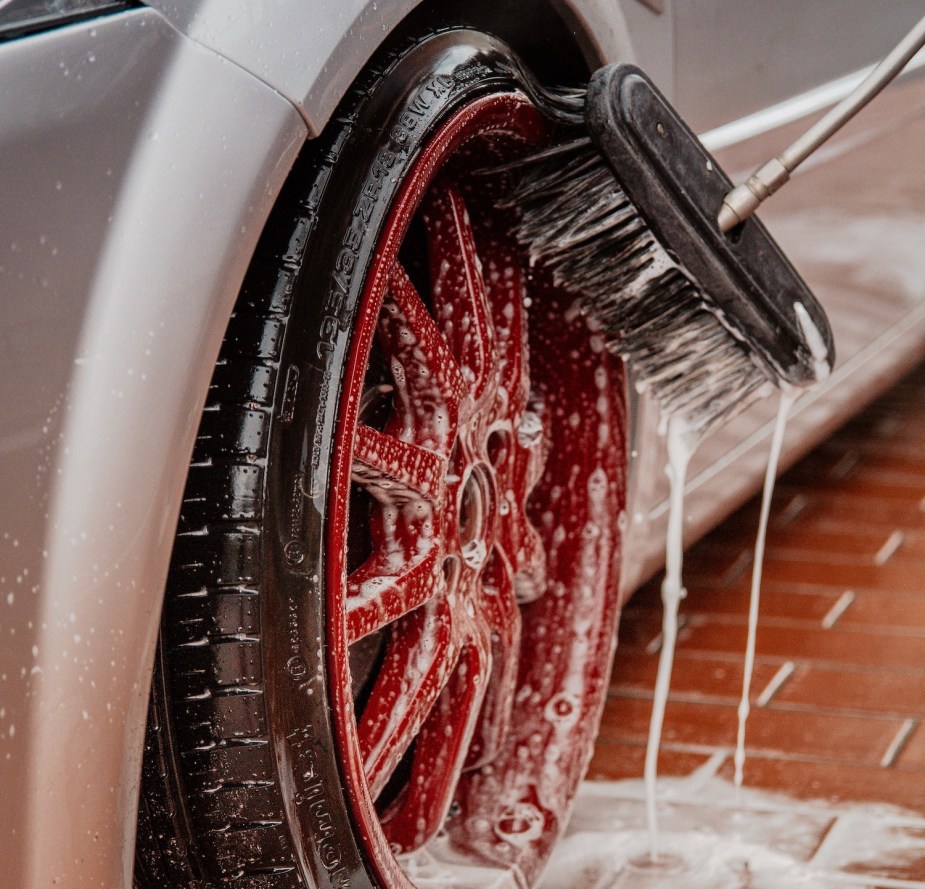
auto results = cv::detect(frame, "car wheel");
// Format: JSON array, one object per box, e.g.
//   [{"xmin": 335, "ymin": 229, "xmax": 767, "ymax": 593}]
[{"xmin": 135, "ymin": 27, "xmax": 627, "ymax": 889}]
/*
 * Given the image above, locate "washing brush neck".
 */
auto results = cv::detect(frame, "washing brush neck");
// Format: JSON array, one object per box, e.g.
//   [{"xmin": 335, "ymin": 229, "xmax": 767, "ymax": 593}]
[{"xmin": 718, "ymin": 13, "xmax": 925, "ymax": 232}]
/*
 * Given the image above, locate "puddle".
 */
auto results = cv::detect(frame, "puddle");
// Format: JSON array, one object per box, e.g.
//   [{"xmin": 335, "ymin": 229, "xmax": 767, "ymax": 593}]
[{"xmin": 539, "ymin": 774, "xmax": 925, "ymax": 888}]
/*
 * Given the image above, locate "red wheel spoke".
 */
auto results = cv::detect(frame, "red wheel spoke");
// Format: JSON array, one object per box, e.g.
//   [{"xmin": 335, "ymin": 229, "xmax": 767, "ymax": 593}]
[
  {"xmin": 357, "ymin": 598, "xmax": 459, "ymax": 800},
  {"xmin": 478, "ymin": 228, "xmax": 529, "ymax": 424},
  {"xmin": 490, "ymin": 412, "xmax": 549, "ymax": 603},
  {"xmin": 512, "ymin": 522, "xmax": 547, "ymax": 603},
  {"xmin": 346, "ymin": 548, "xmax": 443, "ymax": 643},
  {"xmin": 472, "ymin": 216, "xmax": 549, "ymax": 602},
  {"xmin": 352, "ymin": 424, "xmax": 446, "ymax": 505},
  {"xmin": 466, "ymin": 548, "xmax": 522, "ymax": 769},
  {"xmin": 380, "ymin": 263, "xmax": 467, "ymax": 455},
  {"xmin": 350, "ymin": 425, "xmax": 450, "ymax": 641},
  {"xmin": 321, "ymin": 96, "xmax": 629, "ymax": 888},
  {"xmin": 382, "ymin": 624, "xmax": 491, "ymax": 852},
  {"xmin": 421, "ymin": 182, "xmax": 498, "ymax": 403},
  {"xmin": 321, "ymin": 96, "xmax": 627, "ymax": 889},
  {"xmin": 517, "ymin": 406, "xmax": 550, "ymax": 597}
]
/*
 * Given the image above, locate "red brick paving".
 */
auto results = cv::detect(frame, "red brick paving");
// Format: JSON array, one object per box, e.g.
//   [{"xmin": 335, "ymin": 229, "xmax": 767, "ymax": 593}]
[
  {"xmin": 587, "ymin": 742, "xmax": 712, "ymax": 782},
  {"xmin": 590, "ymin": 362, "xmax": 925, "ymax": 880},
  {"xmin": 714, "ymin": 755, "xmax": 925, "ymax": 814},
  {"xmin": 677, "ymin": 620, "xmax": 925, "ymax": 670},
  {"xmin": 777, "ymin": 663, "xmax": 925, "ymax": 716},
  {"xmin": 608, "ymin": 651, "xmax": 781, "ymax": 702},
  {"xmin": 896, "ymin": 727, "xmax": 925, "ymax": 771},
  {"xmin": 597, "ymin": 695, "xmax": 905, "ymax": 765},
  {"xmin": 841, "ymin": 591, "xmax": 925, "ymax": 629}
]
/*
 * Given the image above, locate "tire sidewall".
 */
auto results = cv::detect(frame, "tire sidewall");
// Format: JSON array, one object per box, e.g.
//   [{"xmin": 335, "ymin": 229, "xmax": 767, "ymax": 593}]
[{"xmin": 263, "ymin": 29, "xmax": 533, "ymax": 889}]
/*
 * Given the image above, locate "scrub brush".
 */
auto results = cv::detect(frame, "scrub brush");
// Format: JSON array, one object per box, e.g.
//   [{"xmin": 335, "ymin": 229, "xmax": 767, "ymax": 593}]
[
  {"xmin": 509, "ymin": 6, "xmax": 925, "ymax": 436},
  {"xmin": 504, "ymin": 62, "xmax": 834, "ymax": 438}
]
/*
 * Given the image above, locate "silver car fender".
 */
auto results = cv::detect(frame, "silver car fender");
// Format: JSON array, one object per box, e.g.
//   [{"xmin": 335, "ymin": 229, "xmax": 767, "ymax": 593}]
[
  {"xmin": 140, "ymin": 0, "xmax": 664, "ymax": 133},
  {"xmin": 0, "ymin": 9, "xmax": 305, "ymax": 887}
]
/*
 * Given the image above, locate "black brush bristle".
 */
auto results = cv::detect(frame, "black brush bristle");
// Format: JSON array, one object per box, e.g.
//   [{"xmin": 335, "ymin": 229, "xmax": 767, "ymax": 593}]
[
  {"xmin": 503, "ymin": 64, "xmax": 833, "ymax": 439},
  {"xmin": 506, "ymin": 142, "xmax": 775, "ymax": 436}
]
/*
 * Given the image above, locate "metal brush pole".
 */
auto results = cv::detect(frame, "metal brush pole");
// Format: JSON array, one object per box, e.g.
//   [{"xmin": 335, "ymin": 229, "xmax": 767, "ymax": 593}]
[{"xmin": 717, "ymin": 14, "xmax": 925, "ymax": 232}]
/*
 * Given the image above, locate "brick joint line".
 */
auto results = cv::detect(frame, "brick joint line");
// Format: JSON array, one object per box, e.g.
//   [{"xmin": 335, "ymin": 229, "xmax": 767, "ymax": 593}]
[
  {"xmin": 880, "ymin": 718, "xmax": 917, "ymax": 768},
  {"xmin": 645, "ymin": 614, "xmax": 690, "ymax": 654},
  {"xmin": 821, "ymin": 590, "xmax": 856, "ymax": 629},
  {"xmin": 774, "ymin": 493, "xmax": 810, "ymax": 528},
  {"xmin": 720, "ymin": 550, "xmax": 753, "ymax": 587},
  {"xmin": 756, "ymin": 660, "xmax": 795, "ymax": 707},
  {"xmin": 828, "ymin": 449, "xmax": 860, "ymax": 480},
  {"xmin": 874, "ymin": 530, "xmax": 905, "ymax": 565}
]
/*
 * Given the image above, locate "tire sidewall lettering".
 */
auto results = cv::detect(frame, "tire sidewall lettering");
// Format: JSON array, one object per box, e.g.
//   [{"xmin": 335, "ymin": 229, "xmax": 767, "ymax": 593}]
[{"xmin": 265, "ymin": 32, "xmax": 523, "ymax": 889}]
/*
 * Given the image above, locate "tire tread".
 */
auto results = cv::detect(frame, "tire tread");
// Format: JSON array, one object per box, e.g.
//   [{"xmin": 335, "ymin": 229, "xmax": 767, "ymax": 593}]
[{"xmin": 137, "ymin": 23, "xmax": 518, "ymax": 888}]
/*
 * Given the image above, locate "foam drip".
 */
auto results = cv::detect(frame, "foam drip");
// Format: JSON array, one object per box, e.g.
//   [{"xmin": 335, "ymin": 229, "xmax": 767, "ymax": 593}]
[
  {"xmin": 644, "ymin": 417, "xmax": 696, "ymax": 859},
  {"xmin": 735, "ymin": 391, "xmax": 796, "ymax": 791}
]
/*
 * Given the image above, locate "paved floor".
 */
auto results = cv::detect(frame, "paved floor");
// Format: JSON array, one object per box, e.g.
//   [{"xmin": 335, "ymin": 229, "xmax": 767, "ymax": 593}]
[{"xmin": 589, "ymin": 362, "xmax": 925, "ymax": 885}]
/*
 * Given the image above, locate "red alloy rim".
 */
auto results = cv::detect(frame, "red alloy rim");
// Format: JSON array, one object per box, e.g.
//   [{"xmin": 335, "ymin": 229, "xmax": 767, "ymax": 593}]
[{"xmin": 326, "ymin": 92, "xmax": 627, "ymax": 887}]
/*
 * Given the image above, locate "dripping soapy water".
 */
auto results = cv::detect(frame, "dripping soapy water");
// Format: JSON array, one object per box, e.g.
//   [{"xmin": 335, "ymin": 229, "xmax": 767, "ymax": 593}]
[
  {"xmin": 730, "ymin": 297, "xmax": 828, "ymax": 793},
  {"xmin": 734, "ymin": 390, "xmax": 797, "ymax": 793},
  {"xmin": 643, "ymin": 416, "xmax": 696, "ymax": 864},
  {"xmin": 641, "ymin": 388, "xmax": 803, "ymax": 867}
]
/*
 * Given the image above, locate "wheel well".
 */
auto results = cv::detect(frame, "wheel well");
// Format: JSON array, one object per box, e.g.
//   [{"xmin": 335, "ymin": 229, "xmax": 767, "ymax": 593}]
[{"xmin": 398, "ymin": 0, "xmax": 595, "ymax": 86}]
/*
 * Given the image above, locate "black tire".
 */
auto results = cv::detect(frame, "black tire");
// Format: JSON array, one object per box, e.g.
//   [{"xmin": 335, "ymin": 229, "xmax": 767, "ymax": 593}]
[{"xmin": 135, "ymin": 25, "xmax": 625, "ymax": 889}]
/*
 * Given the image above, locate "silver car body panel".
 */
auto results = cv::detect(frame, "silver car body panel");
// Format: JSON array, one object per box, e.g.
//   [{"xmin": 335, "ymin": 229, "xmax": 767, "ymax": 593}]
[
  {"xmin": 672, "ymin": 0, "xmax": 925, "ymax": 131},
  {"xmin": 2, "ymin": 2, "xmax": 925, "ymax": 887},
  {"xmin": 140, "ymin": 0, "xmax": 649, "ymax": 133},
  {"xmin": 0, "ymin": 9, "xmax": 306, "ymax": 886}
]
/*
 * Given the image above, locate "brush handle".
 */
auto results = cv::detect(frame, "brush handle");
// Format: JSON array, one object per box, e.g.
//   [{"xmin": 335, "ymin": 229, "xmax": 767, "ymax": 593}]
[{"xmin": 718, "ymin": 13, "xmax": 925, "ymax": 232}]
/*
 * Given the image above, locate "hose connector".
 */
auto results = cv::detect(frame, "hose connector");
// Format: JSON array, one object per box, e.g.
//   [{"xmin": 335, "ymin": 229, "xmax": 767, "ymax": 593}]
[
  {"xmin": 717, "ymin": 157, "xmax": 790, "ymax": 232},
  {"xmin": 718, "ymin": 12, "xmax": 925, "ymax": 233}
]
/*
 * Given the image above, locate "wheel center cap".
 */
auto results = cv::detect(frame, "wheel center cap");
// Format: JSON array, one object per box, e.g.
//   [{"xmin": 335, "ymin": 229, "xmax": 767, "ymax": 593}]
[{"xmin": 457, "ymin": 459, "xmax": 495, "ymax": 570}]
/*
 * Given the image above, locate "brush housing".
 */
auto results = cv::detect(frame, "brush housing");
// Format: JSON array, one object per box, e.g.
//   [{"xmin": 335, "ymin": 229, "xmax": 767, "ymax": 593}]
[{"xmin": 585, "ymin": 63, "xmax": 834, "ymax": 385}]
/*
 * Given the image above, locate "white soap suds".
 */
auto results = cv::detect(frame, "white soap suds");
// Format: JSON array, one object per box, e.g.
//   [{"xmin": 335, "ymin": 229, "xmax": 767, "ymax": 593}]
[
  {"xmin": 644, "ymin": 417, "xmax": 697, "ymax": 860},
  {"xmin": 793, "ymin": 302, "xmax": 831, "ymax": 382},
  {"xmin": 538, "ymin": 776, "xmax": 924, "ymax": 889},
  {"xmin": 734, "ymin": 390, "xmax": 796, "ymax": 791}
]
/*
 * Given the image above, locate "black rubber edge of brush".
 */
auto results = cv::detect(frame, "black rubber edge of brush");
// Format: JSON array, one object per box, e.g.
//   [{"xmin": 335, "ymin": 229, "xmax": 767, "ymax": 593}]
[{"xmin": 585, "ymin": 63, "xmax": 835, "ymax": 385}]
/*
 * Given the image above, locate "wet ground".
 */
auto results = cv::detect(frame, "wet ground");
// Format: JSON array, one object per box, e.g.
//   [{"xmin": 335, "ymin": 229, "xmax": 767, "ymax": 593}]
[{"xmin": 585, "ymin": 361, "xmax": 925, "ymax": 886}]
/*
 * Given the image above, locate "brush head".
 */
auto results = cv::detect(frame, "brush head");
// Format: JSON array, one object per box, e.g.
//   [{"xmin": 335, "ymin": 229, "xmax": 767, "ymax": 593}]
[
  {"xmin": 584, "ymin": 64, "xmax": 833, "ymax": 383},
  {"xmin": 506, "ymin": 63, "xmax": 834, "ymax": 437}
]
